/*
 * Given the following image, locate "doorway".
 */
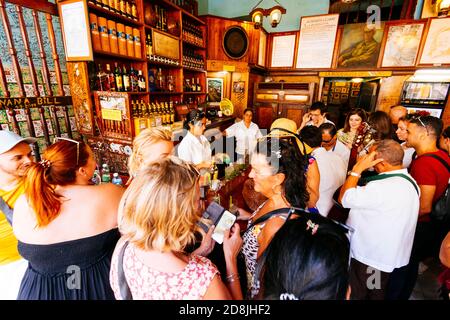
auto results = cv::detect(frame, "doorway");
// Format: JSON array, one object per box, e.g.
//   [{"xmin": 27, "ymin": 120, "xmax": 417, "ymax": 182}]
[{"xmin": 321, "ymin": 78, "xmax": 381, "ymax": 129}]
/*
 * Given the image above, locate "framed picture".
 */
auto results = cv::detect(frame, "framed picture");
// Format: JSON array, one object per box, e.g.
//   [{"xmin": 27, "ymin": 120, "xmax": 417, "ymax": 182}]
[
  {"xmin": 57, "ymin": 0, "xmax": 93, "ymax": 61},
  {"xmin": 207, "ymin": 78, "xmax": 224, "ymax": 104},
  {"xmin": 296, "ymin": 14, "xmax": 339, "ymax": 69},
  {"xmin": 341, "ymin": 87, "xmax": 349, "ymax": 93},
  {"xmin": 380, "ymin": 21, "xmax": 426, "ymax": 68},
  {"xmin": 233, "ymin": 81, "xmax": 245, "ymax": 93},
  {"xmin": 337, "ymin": 22, "xmax": 385, "ymax": 69},
  {"xmin": 418, "ymin": 17, "xmax": 450, "ymax": 66}
]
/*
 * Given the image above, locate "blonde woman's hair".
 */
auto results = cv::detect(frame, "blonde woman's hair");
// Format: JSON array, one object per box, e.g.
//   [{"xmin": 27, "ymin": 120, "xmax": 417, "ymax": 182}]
[
  {"xmin": 119, "ymin": 156, "xmax": 201, "ymax": 252},
  {"xmin": 128, "ymin": 127, "xmax": 173, "ymax": 177}
]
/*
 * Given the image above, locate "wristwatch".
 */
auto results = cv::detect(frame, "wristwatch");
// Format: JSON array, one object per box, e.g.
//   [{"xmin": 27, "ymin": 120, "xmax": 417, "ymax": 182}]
[{"xmin": 347, "ymin": 171, "xmax": 361, "ymax": 178}]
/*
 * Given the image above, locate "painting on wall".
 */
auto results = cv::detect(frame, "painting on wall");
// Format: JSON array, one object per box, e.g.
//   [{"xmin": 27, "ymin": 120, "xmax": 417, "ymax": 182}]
[
  {"xmin": 233, "ymin": 81, "xmax": 245, "ymax": 93},
  {"xmin": 337, "ymin": 22, "xmax": 385, "ymax": 69},
  {"xmin": 419, "ymin": 17, "xmax": 450, "ymax": 65},
  {"xmin": 207, "ymin": 78, "xmax": 223, "ymax": 104},
  {"xmin": 381, "ymin": 21, "xmax": 425, "ymax": 67}
]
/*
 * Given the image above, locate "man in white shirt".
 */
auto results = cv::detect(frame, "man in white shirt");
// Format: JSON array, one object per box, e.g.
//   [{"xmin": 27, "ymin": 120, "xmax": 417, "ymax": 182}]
[
  {"xmin": 299, "ymin": 126, "xmax": 346, "ymax": 217},
  {"xmin": 338, "ymin": 139, "xmax": 420, "ymax": 300},
  {"xmin": 223, "ymin": 108, "xmax": 262, "ymax": 161},
  {"xmin": 299, "ymin": 102, "xmax": 335, "ymax": 131},
  {"xmin": 319, "ymin": 123, "xmax": 350, "ymax": 169}
]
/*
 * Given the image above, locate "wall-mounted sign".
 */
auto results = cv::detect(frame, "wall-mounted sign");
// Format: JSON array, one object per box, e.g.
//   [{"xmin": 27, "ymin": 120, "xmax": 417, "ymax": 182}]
[
  {"xmin": 319, "ymin": 71, "xmax": 392, "ymax": 77},
  {"xmin": 0, "ymin": 96, "xmax": 73, "ymax": 109},
  {"xmin": 296, "ymin": 14, "xmax": 339, "ymax": 69},
  {"xmin": 270, "ymin": 34, "xmax": 296, "ymax": 68},
  {"xmin": 57, "ymin": 0, "xmax": 93, "ymax": 61},
  {"xmin": 153, "ymin": 29, "xmax": 180, "ymax": 60}
]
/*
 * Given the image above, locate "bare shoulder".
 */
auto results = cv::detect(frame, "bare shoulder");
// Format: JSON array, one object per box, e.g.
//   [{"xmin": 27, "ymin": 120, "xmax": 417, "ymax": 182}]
[
  {"xmin": 96, "ymin": 183, "xmax": 126, "ymax": 199},
  {"xmin": 202, "ymin": 274, "xmax": 231, "ymax": 300}
]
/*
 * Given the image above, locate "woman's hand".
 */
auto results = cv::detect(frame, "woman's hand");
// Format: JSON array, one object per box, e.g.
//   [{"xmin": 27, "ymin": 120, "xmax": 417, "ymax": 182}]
[
  {"xmin": 192, "ymin": 226, "xmax": 216, "ymax": 257},
  {"xmin": 223, "ymin": 223, "xmax": 242, "ymax": 262}
]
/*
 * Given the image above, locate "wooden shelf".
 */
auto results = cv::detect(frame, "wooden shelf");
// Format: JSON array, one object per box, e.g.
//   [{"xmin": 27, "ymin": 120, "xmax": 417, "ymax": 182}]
[
  {"xmin": 183, "ymin": 92, "xmax": 206, "ymax": 95},
  {"xmin": 91, "ymin": 91, "xmax": 148, "ymax": 96},
  {"xmin": 148, "ymin": 59, "xmax": 182, "ymax": 68},
  {"xmin": 94, "ymin": 49, "xmax": 146, "ymax": 62},
  {"xmin": 181, "ymin": 9, "xmax": 206, "ymax": 25},
  {"xmin": 87, "ymin": 3, "xmax": 142, "ymax": 27},
  {"xmin": 182, "ymin": 39, "xmax": 206, "ymax": 50},
  {"xmin": 149, "ymin": 91, "xmax": 183, "ymax": 95},
  {"xmin": 182, "ymin": 66, "xmax": 206, "ymax": 72}
]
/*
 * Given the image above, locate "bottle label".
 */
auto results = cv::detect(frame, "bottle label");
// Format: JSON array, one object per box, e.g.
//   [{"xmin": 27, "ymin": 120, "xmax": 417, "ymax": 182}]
[
  {"xmin": 115, "ymin": 76, "xmax": 123, "ymax": 87},
  {"xmin": 123, "ymin": 77, "xmax": 130, "ymax": 88},
  {"xmin": 91, "ymin": 22, "xmax": 98, "ymax": 32},
  {"xmin": 134, "ymin": 35, "xmax": 140, "ymax": 43}
]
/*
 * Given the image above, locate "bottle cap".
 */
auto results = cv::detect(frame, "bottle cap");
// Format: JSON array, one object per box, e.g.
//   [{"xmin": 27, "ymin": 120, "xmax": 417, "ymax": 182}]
[{"xmin": 113, "ymin": 173, "xmax": 119, "ymax": 177}]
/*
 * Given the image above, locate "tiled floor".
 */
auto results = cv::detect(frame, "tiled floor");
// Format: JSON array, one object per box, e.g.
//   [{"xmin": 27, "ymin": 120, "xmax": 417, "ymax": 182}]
[{"xmin": 410, "ymin": 258, "xmax": 443, "ymax": 300}]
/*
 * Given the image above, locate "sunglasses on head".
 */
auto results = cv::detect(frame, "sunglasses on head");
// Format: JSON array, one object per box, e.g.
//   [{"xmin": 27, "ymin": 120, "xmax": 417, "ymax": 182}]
[{"xmin": 53, "ymin": 137, "xmax": 80, "ymax": 165}]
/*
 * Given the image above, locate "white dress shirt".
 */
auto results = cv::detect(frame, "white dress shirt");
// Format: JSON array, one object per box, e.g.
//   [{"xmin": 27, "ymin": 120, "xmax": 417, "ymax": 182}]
[
  {"xmin": 177, "ymin": 131, "xmax": 212, "ymax": 165},
  {"xmin": 305, "ymin": 118, "xmax": 335, "ymax": 127},
  {"xmin": 311, "ymin": 147, "xmax": 347, "ymax": 217},
  {"xmin": 327, "ymin": 139, "xmax": 350, "ymax": 169},
  {"xmin": 225, "ymin": 121, "xmax": 262, "ymax": 155},
  {"xmin": 342, "ymin": 169, "xmax": 420, "ymax": 273}
]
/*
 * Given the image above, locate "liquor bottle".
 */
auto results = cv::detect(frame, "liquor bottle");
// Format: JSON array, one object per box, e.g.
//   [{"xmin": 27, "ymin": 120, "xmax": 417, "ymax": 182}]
[
  {"xmin": 131, "ymin": 100, "xmax": 137, "ymax": 117},
  {"xmin": 101, "ymin": 0, "xmax": 109, "ymax": 10},
  {"xmin": 138, "ymin": 70, "xmax": 146, "ymax": 92},
  {"xmin": 119, "ymin": 0, "xmax": 127, "ymax": 17},
  {"xmin": 147, "ymin": 102, "xmax": 156, "ymax": 127},
  {"xmin": 114, "ymin": 0, "xmax": 120, "ymax": 13},
  {"xmin": 131, "ymin": 0, "xmax": 138, "ymax": 20},
  {"xmin": 169, "ymin": 101, "xmax": 175, "ymax": 124},
  {"xmin": 155, "ymin": 68, "xmax": 164, "ymax": 91},
  {"xmin": 122, "ymin": 65, "xmax": 130, "ymax": 92},
  {"xmin": 106, "ymin": 64, "xmax": 116, "ymax": 91},
  {"xmin": 191, "ymin": 78, "xmax": 196, "ymax": 92},
  {"xmin": 196, "ymin": 77, "xmax": 201, "ymax": 92},
  {"xmin": 126, "ymin": 0, "xmax": 132, "ymax": 19},
  {"xmin": 129, "ymin": 66, "xmax": 138, "ymax": 92},
  {"xmin": 133, "ymin": 101, "xmax": 148, "ymax": 136},
  {"xmin": 114, "ymin": 62, "xmax": 123, "ymax": 92},
  {"xmin": 108, "ymin": 0, "xmax": 115, "ymax": 12},
  {"xmin": 153, "ymin": 103, "xmax": 163, "ymax": 127},
  {"xmin": 112, "ymin": 173, "xmax": 123, "ymax": 186},
  {"xmin": 167, "ymin": 75, "xmax": 174, "ymax": 92},
  {"xmin": 145, "ymin": 34, "xmax": 150, "ymax": 59},
  {"xmin": 101, "ymin": 163, "xmax": 111, "ymax": 183},
  {"xmin": 96, "ymin": 64, "xmax": 109, "ymax": 91}
]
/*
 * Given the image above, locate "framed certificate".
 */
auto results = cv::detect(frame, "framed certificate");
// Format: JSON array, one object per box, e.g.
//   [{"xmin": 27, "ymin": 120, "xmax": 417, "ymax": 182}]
[
  {"xmin": 270, "ymin": 33, "xmax": 297, "ymax": 68},
  {"xmin": 57, "ymin": 0, "xmax": 93, "ymax": 61}
]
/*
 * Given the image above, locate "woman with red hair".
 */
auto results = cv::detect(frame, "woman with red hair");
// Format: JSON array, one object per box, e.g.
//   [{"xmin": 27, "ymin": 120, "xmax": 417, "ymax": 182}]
[{"xmin": 12, "ymin": 139, "xmax": 124, "ymax": 300}]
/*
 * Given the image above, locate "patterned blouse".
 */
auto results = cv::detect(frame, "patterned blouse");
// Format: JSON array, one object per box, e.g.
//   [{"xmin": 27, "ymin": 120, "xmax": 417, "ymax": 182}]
[
  {"xmin": 110, "ymin": 242, "xmax": 219, "ymax": 300},
  {"xmin": 337, "ymin": 129, "xmax": 355, "ymax": 148},
  {"xmin": 241, "ymin": 202, "xmax": 287, "ymax": 299}
]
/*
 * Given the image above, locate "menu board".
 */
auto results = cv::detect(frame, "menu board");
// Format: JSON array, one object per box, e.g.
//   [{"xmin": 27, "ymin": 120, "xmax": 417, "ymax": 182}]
[
  {"xmin": 258, "ymin": 30, "xmax": 267, "ymax": 67},
  {"xmin": 296, "ymin": 14, "xmax": 339, "ymax": 69},
  {"xmin": 270, "ymin": 34, "xmax": 296, "ymax": 68},
  {"xmin": 58, "ymin": 0, "xmax": 93, "ymax": 61}
]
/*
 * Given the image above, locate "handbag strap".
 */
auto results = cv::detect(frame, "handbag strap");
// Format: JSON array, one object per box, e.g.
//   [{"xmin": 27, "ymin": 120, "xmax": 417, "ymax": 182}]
[
  {"xmin": 117, "ymin": 241, "xmax": 133, "ymax": 300},
  {"xmin": 363, "ymin": 173, "xmax": 419, "ymax": 195},
  {"xmin": 244, "ymin": 207, "xmax": 308, "ymax": 236},
  {"xmin": 0, "ymin": 196, "xmax": 13, "ymax": 226}
]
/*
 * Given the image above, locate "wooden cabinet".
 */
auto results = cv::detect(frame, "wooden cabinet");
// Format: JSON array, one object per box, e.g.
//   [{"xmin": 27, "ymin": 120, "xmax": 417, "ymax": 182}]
[{"xmin": 253, "ymin": 82, "xmax": 316, "ymax": 129}]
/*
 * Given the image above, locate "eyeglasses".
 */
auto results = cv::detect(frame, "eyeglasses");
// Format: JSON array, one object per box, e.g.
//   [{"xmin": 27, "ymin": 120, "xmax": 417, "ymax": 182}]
[{"xmin": 53, "ymin": 137, "xmax": 80, "ymax": 165}]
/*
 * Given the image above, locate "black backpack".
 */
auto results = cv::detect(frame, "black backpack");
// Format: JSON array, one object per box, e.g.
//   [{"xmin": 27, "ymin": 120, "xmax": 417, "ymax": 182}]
[{"xmin": 425, "ymin": 154, "xmax": 450, "ymax": 224}]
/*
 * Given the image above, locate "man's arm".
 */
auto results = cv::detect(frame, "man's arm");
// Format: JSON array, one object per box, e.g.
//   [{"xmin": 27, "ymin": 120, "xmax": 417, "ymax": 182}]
[
  {"xmin": 417, "ymin": 184, "xmax": 436, "ymax": 216},
  {"xmin": 440, "ymin": 232, "xmax": 450, "ymax": 268}
]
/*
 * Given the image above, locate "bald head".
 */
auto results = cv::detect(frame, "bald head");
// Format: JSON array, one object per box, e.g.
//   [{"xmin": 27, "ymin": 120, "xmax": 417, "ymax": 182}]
[{"xmin": 389, "ymin": 106, "xmax": 407, "ymax": 125}]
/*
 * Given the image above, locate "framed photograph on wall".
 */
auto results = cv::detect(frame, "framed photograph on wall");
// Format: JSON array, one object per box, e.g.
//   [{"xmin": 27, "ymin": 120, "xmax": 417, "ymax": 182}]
[
  {"xmin": 418, "ymin": 17, "xmax": 450, "ymax": 66},
  {"xmin": 380, "ymin": 20, "xmax": 426, "ymax": 68},
  {"xmin": 57, "ymin": 0, "xmax": 93, "ymax": 61},
  {"xmin": 207, "ymin": 78, "xmax": 223, "ymax": 105},
  {"xmin": 233, "ymin": 81, "xmax": 245, "ymax": 93}
]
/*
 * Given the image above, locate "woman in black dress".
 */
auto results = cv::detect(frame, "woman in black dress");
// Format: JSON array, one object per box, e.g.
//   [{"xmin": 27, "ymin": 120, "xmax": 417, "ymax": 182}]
[{"xmin": 13, "ymin": 138, "xmax": 124, "ymax": 300}]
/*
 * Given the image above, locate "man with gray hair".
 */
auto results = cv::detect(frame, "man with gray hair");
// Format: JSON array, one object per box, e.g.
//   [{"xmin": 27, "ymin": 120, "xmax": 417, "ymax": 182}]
[{"xmin": 339, "ymin": 139, "xmax": 420, "ymax": 300}]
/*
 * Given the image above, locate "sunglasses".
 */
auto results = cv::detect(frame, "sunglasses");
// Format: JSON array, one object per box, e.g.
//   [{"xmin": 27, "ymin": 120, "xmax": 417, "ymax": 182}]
[
  {"xmin": 53, "ymin": 137, "xmax": 80, "ymax": 165},
  {"xmin": 416, "ymin": 116, "xmax": 429, "ymax": 136}
]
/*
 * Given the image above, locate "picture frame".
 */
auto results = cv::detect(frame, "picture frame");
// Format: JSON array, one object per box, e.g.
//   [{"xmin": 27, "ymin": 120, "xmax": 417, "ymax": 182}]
[
  {"xmin": 418, "ymin": 17, "xmax": 450, "ymax": 66},
  {"xmin": 207, "ymin": 78, "xmax": 224, "ymax": 104},
  {"xmin": 233, "ymin": 81, "xmax": 245, "ymax": 93},
  {"xmin": 57, "ymin": 0, "xmax": 93, "ymax": 61},
  {"xmin": 341, "ymin": 87, "xmax": 349, "ymax": 94},
  {"xmin": 379, "ymin": 20, "xmax": 426, "ymax": 68}
]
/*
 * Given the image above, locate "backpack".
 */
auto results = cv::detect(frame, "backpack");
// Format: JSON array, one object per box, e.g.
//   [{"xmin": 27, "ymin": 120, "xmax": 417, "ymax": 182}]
[
  {"xmin": 424, "ymin": 154, "xmax": 450, "ymax": 223},
  {"xmin": 0, "ymin": 196, "xmax": 13, "ymax": 226}
]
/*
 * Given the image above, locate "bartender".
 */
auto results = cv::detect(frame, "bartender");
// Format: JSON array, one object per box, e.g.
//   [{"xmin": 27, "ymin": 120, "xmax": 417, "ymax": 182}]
[
  {"xmin": 223, "ymin": 108, "xmax": 262, "ymax": 161},
  {"xmin": 177, "ymin": 109, "xmax": 212, "ymax": 170}
]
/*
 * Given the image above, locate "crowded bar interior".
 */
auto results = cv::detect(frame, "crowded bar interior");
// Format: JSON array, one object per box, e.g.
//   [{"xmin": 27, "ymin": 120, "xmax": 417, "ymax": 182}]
[{"xmin": 0, "ymin": 0, "xmax": 450, "ymax": 302}]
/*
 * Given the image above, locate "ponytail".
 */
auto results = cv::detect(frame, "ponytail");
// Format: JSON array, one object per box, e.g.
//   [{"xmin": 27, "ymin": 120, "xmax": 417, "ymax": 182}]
[{"xmin": 23, "ymin": 162, "xmax": 62, "ymax": 227}]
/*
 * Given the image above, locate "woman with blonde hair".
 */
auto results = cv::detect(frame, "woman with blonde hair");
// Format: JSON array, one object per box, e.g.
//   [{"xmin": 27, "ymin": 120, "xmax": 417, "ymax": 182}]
[
  {"xmin": 110, "ymin": 156, "xmax": 243, "ymax": 300},
  {"xmin": 13, "ymin": 139, "xmax": 124, "ymax": 299},
  {"xmin": 127, "ymin": 127, "xmax": 173, "ymax": 180}
]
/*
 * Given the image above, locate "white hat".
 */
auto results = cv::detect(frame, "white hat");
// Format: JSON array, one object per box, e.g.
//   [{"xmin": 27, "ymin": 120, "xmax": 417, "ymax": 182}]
[{"xmin": 0, "ymin": 131, "xmax": 37, "ymax": 155}]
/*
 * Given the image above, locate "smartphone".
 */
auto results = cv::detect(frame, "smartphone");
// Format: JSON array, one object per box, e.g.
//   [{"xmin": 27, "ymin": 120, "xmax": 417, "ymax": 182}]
[{"xmin": 211, "ymin": 209, "xmax": 237, "ymax": 244}]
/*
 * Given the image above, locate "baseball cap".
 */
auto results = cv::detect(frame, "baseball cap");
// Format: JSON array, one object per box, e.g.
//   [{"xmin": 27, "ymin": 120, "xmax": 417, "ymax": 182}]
[{"xmin": 0, "ymin": 131, "xmax": 37, "ymax": 155}]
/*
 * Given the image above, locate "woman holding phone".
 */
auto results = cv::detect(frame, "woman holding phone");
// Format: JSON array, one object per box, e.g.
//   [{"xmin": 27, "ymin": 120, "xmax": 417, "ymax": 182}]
[{"xmin": 110, "ymin": 156, "xmax": 243, "ymax": 300}]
